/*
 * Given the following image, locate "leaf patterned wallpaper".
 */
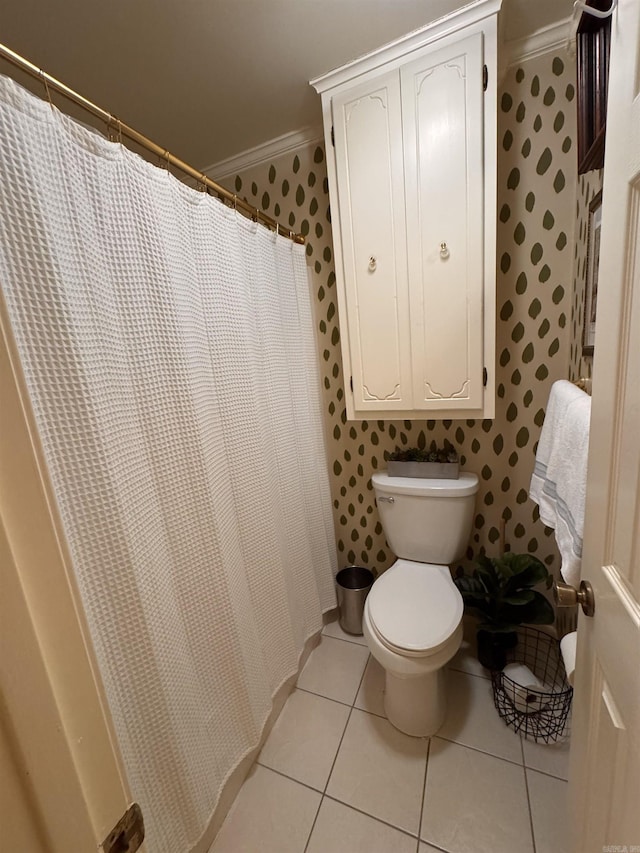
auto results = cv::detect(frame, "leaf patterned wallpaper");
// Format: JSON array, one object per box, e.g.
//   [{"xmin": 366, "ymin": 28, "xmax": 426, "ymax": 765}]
[{"xmin": 230, "ymin": 49, "xmax": 579, "ymax": 578}]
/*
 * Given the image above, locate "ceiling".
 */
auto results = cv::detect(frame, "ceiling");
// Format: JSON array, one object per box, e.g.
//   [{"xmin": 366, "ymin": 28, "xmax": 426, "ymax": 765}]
[{"xmin": 0, "ymin": 0, "xmax": 573, "ymax": 172}]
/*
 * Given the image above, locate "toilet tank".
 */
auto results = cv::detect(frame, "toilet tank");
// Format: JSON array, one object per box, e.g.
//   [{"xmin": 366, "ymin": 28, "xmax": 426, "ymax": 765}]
[{"xmin": 372, "ymin": 471, "xmax": 479, "ymax": 564}]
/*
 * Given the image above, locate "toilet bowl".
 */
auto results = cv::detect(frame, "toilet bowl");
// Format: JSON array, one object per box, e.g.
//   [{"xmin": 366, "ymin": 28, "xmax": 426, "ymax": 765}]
[{"xmin": 366, "ymin": 471, "xmax": 479, "ymax": 737}]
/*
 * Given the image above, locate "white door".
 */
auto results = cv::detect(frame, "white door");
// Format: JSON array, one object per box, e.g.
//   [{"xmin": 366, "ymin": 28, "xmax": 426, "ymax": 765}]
[
  {"xmin": 0, "ymin": 311, "xmax": 139, "ymax": 852},
  {"xmin": 569, "ymin": 0, "xmax": 640, "ymax": 849}
]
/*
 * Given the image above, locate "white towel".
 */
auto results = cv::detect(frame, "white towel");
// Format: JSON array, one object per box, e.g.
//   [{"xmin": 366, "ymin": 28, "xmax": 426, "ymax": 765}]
[{"xmin": 530, "ymin": 380, "xmax": 591, "ymax": 586}]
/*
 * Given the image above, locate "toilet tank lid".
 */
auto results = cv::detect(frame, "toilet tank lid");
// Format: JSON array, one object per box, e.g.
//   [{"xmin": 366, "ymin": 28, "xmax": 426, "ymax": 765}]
[{"xmin": 372, "ymin": 471, "xmax": 479, "ymax": 497}]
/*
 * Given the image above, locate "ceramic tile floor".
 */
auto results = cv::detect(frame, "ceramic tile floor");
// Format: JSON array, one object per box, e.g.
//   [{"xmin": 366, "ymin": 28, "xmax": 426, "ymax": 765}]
[{"xmin": 210, "ymin": 623, "xmax": 571, "ymax": 853}]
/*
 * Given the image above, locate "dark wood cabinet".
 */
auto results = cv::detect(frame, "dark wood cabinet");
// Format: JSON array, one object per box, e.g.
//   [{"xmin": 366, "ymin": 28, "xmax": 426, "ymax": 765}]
[{"xmin": 576, "ymin": 0, "xmax": 612, "ymax": 174}]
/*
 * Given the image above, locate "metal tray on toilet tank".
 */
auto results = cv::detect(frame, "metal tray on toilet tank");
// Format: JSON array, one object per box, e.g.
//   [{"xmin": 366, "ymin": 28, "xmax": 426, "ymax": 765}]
[{"xmin": 387, "ymin": 460, "xmax": 460, "ymax": 479}]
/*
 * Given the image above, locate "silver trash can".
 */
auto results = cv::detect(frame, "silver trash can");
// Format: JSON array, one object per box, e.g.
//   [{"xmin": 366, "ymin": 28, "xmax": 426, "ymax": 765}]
[{"xmin": 336, "ymin": 566, "xmax": 375, "ymax": 635}]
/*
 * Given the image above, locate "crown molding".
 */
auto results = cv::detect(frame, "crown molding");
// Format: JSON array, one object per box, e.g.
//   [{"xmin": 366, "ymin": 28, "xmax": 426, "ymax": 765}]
[
  {"xmin": 503, "ymin": 16, "xmax": 572, "ymax": 67},
  {"xmin": 203, "ymin": 125, "xmax": 323, "ymax": 182},
  {"xmin": 311, "ymin": 0, "xmax": 502, "ymax": 94},
  {"xmin": 205, "ymin": 10, "xmax": 571, "ymax": 181}
]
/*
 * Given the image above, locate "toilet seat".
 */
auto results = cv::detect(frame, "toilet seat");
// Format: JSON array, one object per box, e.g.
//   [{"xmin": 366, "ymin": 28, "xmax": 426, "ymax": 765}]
[{"xmin": 367, "ymin": 559, "xmax": 463, "ymax": 657}]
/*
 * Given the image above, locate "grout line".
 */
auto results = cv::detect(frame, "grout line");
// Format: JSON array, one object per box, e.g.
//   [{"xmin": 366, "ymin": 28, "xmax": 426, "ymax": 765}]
[
  {"xmin": 521, "ymin": 737, "xmax": 538, "ymax": 853},
  {"xmin": 303, "ymin": 794, "xmax": 324, "ymax": 853},
  {"xmin": 433, "ymin": 734, "xmax": 524, "ymax": 769},
  {"xmin": 447, "ymin": 664, "xmax": 491, "ymax": 681},
  {"xmin": 294, "ymin": 685, "xmax": 353, "ymax": 710},
  {"xmin": 321, "ymin": 628, "xmax": 368, "ymax": 648},
  {"xmin": 319, "ymin": 633, "xmax": 369, "ymax": 650},
  {"xmin": 416, "ymin": 737, "xmax": 431, "ymax": 853},
  {"xmin": 302, "ymin": 794, "xmax": 323, "ymax": 853},
  {"xmin": 322, "ymin": 793, "xmax": 420, "ymax": 842},
  {"xmin": 314, "ymin": 657, "xmax": 428, "ymax": 846},
  {"xmin": 523, "ymin": 765, "xmax": 569, "ymax": 783},
  {"xmin": 353, "ymin": 704, "xmax": 386, "ymax": 720},
  {"xmin": 323, "ymin": 704, "xmax": 354, "ymax": 796},
  {"xmin": 349, "ymin": 653, "xmax": 371, "ymax": 710},
  {"xmin": 520, "ymin": 733, "xmax": 571, "ymax": 782},
  {"xmin": 295, "ymin": 684, "xmax": 387, "ymax": 721},
  {"xmin": 524, "ymin": 768, "xmax": 538, "ymax": 853},
  {"xmin": 321, "ymin": 654, "xmax": 370, "ymax": 796},
  {"xmin": 254, "ymin": 762, "xmax": 324, "ymax": 796},
  {"xmin": 303, "ymin": 653, "xmax": 370, "ymax": 853}
]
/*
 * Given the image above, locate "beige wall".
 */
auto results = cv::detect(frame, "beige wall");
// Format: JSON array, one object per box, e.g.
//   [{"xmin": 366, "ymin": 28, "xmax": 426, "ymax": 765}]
[
  {"xmin": 232, "ymin": 48, "xmax": 578, "ymax": 577},
  {"xmin": 0, "ymin": 314, "xmax": 132, "ymax": 851}
]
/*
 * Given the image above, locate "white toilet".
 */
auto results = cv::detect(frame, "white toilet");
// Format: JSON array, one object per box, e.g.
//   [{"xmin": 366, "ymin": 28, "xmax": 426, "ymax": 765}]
[{"xmin": 363, "ymin": 471, "xmax": 479, "ymax": 737}]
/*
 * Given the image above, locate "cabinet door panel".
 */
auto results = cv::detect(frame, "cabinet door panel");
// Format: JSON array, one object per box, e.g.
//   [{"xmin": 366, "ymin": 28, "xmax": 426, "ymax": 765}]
[
  {"xmin": 333, "ymin": 73, "xmax": 412, "ymax": 409},
  {"xmin": 402, "ymin": 34, "xmax": 484, "ymax": 410}
]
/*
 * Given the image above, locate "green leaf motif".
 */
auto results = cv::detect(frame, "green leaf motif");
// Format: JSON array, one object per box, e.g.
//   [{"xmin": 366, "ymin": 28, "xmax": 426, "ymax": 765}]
[{"xmin": 454, "ymin": 552, "xmax": 554, "ymax": 630}]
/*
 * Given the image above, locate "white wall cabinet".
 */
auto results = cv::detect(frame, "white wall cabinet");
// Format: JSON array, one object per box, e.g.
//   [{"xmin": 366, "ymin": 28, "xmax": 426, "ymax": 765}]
[{"xmin": 312, "ymin": 0, "xmax": 500, "ymax": 420}]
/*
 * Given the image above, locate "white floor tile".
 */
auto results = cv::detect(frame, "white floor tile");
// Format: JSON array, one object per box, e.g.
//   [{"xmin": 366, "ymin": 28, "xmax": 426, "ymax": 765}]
[
  {"xmin": 421, "ymin": 739, "xmax": 533, "ymax": 853},
  {"xmin": 258, "ymin": 689, "xmax": 350, "ymax": 790},
  {"xmin": 297, "ymin": 635, "xmax": 369, "ymax": 705},
  {"xmin": 448, "ymin": 637, "xmax": 491, "ymax": 679},
  {"xmin": 326, "ymin": 708, "xmax": 428, "ymax": 836},
  {"xmin": 438, "ymin": 669, "xmax": 523, "ymax": 763},
  {"xmin": 354, "ymin": 656, "xmax": 386, "ymax": 717},
  {"xmin": 306, "ymin": 797, "xmax": 416, "ymax": 853},
  {"xmin": 522, "ymin": 735, "xmax": 571, "ymax": 780},
  {"xmin": 209, "ymin": 765, "xmax": 320, "ymax": 853},
  {"xmin": 322, "ymin": 618, "xmax": 369, "ymax": 646},
  {"xmin": 527, "ymin": 768, "xmax": 570, "ymax": 853}
]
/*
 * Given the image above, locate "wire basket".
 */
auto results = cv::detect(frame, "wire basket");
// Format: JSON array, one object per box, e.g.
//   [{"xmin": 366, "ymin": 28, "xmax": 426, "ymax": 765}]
[{"xmin": 490, "ymin": 627, "xmax": 573, "ymax": 743}]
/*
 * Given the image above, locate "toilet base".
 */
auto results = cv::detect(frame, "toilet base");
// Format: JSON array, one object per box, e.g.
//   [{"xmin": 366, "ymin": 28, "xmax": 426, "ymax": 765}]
[
  {"xmin": 384, "ymin": 668, "xmax": 446, "ymax": 737},
  {"xmin": 363, "ymin": 596, "xmax": 463, "ymax": 739}
]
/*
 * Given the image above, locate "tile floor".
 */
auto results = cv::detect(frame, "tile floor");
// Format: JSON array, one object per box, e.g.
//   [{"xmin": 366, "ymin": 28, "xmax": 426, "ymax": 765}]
[{"xmin": 211, "ymin": 622, "xmax": 571, "ymax": 853}]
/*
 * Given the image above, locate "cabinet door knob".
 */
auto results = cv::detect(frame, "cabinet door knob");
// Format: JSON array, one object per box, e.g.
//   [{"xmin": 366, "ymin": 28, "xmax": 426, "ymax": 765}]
[
  {"xmin": 368, "ymin": 256, "xmax": 377, "ymax": 272},
  {"xmin": 439, "ymin": 242, "xmax": 450, "ymax": 259}
]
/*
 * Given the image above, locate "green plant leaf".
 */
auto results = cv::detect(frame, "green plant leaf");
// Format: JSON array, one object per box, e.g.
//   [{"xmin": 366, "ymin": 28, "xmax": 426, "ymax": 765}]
[
  {"xmin": 474, "ymin": 556, "xmax": 501, "ymax": 589},
  {"xmin": 461, "ymin": 553, "xmax": 554, "ymax": 630},
  {"xmin": 491, "ymin": 554, "xmax": 517, "ymax": 581},
  {"xmin": 502, "ymin": 590, "xmax": 535, "ymax": 605},
  {"xmin": 478, "ymin": 621, "xmax": 519, "ymax": 633},
  {"xmin": 460, "ymin": 595, "xmax": 491, "ymax": 615},
  {"xmin": 502, "ymin": 591, "xmax": 555, "ymax": 625},
  {"xmin": 474, "ymin": 563, "xmax": 496, "ymax": 585},
  {"xmin": 454, "ymin": 576, "xmax": 487, "ymax": 597},
  {"xmin": 505, "ymin": 562, "xmax": 549, "ymax": 590}
]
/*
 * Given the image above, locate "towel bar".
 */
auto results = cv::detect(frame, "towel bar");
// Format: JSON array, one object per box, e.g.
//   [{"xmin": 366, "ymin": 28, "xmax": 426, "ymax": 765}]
[{"xmin": 571, "ymin": 377, "xmax": 592, "ymax": 395}]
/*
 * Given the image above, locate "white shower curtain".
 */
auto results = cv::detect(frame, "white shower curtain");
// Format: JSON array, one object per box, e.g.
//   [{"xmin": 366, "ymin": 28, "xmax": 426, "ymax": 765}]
[{"xmin": 0, "ymin": 75, "xmax": 337, "ymax": 852}]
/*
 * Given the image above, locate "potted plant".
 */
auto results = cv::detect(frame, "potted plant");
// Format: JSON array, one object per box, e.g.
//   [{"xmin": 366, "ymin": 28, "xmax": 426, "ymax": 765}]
[
  {"xmin": 387, "ymin": 441, "xmax": 459, "ymax": 479},
  {"xmin": 454, "ymin": 552, "xmax": 555, "ymax": 670}
]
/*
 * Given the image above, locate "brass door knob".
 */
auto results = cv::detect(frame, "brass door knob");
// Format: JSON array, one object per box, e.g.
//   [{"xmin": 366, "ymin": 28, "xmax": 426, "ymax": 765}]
[{"xmin": 554, "ymin": 579, "xmax": 595, "ymax": 617}]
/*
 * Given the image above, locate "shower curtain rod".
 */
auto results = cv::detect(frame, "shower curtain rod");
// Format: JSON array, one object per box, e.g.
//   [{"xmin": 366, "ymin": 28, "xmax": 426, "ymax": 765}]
[{"xmin": 0, "ymin": 42, "xmax": 305, "ymax": 245}]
